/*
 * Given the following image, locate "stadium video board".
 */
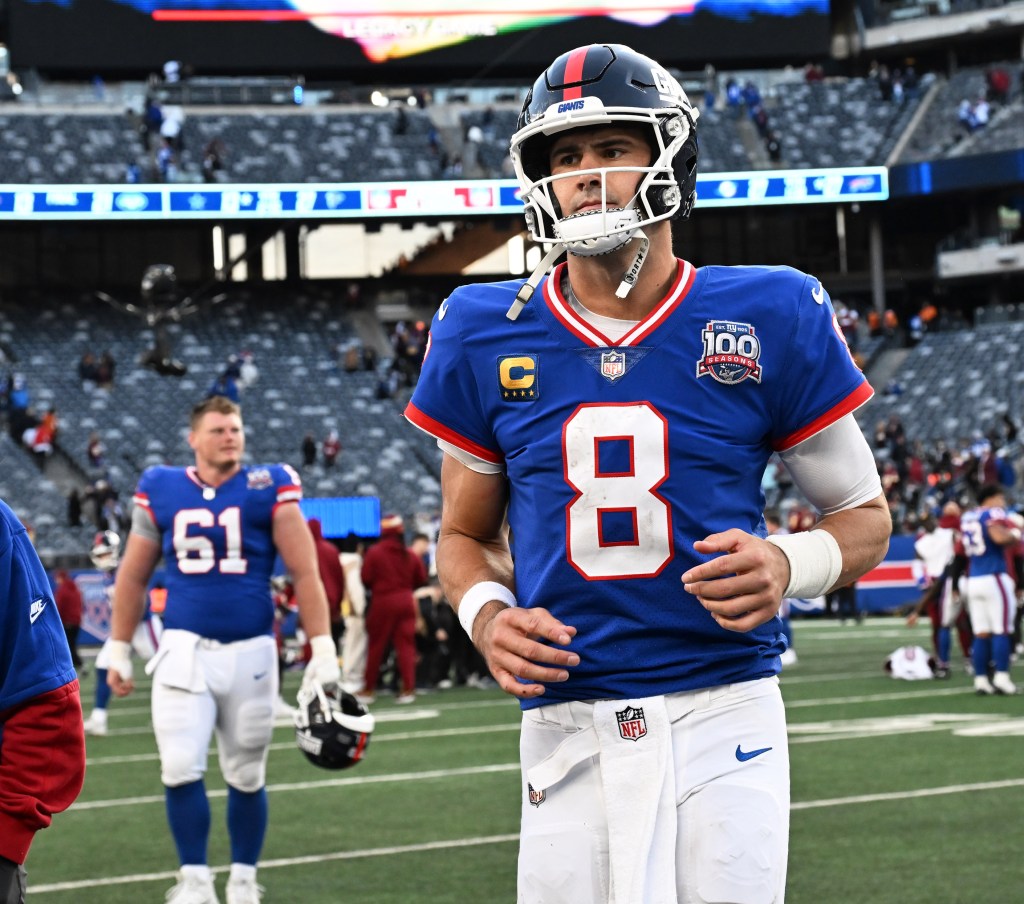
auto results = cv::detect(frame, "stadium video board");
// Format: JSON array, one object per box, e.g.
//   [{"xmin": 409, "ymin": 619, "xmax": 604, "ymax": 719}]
[
  {"xmin": 0, "ymin": 168, "xmax": 889, "ymax": 221},
  {"xmin": 10, "ymin": 1, "xmax": 831, "ymax": 75}
]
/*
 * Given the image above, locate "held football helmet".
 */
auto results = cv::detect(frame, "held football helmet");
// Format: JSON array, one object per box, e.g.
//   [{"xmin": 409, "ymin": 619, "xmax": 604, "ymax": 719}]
[
  {"xmin": 294, "ymin": 680, "xmax": 375, "ymax": 770},
  {"xmin": 510, "ymin": 43, "xmax": 700, "ymax": 258},
  {"xmin": 90, "ymin": 530, "xmax": 121, "ymax": 571}
]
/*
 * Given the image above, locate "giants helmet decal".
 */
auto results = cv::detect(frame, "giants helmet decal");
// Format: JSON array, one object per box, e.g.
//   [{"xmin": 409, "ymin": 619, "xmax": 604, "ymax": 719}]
[
  {"xmin": 509, "ymin": 43, "xmax": 699, "ymax": 257},
  {"xmin": 90, "ymin": 530, "xmax": 121, "ymax": 571},
  {"xmin": 294, "ymin": 681, "xmax": 374, "ymax": 770}
]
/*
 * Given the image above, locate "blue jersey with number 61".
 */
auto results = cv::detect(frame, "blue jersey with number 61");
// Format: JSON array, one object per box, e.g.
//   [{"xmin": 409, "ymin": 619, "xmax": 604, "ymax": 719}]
[
  {"xmin": 407, "ymin": 260, "xmax": 871, "ymax": 707},
  {"xmin": 133, "ymin": 463, "xmax": 301, "ymax": 642}
]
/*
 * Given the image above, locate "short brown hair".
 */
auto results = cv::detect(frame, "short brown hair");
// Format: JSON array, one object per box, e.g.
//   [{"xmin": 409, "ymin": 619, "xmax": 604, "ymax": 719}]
[{"xmin": 190, "ymin": 396, "xmax": 242, "ymax": 430}]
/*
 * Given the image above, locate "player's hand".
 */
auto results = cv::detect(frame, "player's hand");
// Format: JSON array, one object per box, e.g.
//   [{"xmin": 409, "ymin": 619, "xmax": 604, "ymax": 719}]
[
  {"xmin": 906, "ymin": 612, "xmax": 920, "ymax": 627},
  {"xmin": 682, "ymin": 529, "xmax": 789, "ymax": 633},
  {"xmin": 474, "ymin": 603, "xmax": 579, "ymax": 699},
  {"xmin": 107, "ymin": 640, "xmax": 135, "ymax": 697},
  {"xmin": 302, "ymin": 634, "xmax": 341, "ymax": 689}
]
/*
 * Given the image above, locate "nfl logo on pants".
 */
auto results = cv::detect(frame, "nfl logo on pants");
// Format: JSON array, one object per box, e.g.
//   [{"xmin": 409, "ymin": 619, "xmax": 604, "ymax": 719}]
[{"xmin": 616, "ymin": 706, "xmax": 647, "ymax": 742}]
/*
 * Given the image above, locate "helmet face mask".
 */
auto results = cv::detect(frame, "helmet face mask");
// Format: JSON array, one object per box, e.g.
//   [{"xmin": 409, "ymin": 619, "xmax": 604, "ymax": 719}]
[
  {"xmin": 294, "ymin": 681, "xmax": 375, "ymax": 770},
  {"xmin": 510, "ymin": 44, "xmax": 699, "ymax": 257},
  {"xmin": 90, "ymin": 530, "xmax": 121, "ymax": 571}
]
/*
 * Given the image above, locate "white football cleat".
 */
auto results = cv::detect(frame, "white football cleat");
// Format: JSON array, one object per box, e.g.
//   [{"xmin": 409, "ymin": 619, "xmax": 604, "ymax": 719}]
[
  {"xmin": 992, "ymin": 672, "xmax": 1019, "ymax": 695},
  {"xmin": 226, "ymin": 877, "xmax": 264, "ymax": 904},
  {"xmin": 974, "ymin": 675, "xmax": 996, "ymax": 696},
  {"xmin": 83, "ymin": 709, "xmax": 108, "ymax": 736},
  {"xmin": 165, "ymin": 871, "xmax": 220, "ymax": 904}
]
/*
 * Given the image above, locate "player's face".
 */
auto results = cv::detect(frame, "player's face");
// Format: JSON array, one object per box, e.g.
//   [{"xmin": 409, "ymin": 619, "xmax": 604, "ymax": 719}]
[
  {"xmin": 547, "ymin": 125, "xmax": 651, "ymax": 217},
  {"xmin": 190, "ymin": 411, "xmax": 245, "ymax": 472}
]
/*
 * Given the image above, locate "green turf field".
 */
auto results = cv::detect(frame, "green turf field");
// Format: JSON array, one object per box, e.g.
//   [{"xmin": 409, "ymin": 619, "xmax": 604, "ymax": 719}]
[{"xmin": 25, "ymin": 618, "xmax": 1024, "ymax": 903}]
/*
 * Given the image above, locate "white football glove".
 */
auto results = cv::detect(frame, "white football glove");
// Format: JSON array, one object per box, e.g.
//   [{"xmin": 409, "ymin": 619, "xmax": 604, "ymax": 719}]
[
  {"xmin": 107, "ymin": 639, "xmax": 133, "ymax": 683},
  {"xmin": 302, "ymin": 634, "xmax": 341, "ymax": 689}
]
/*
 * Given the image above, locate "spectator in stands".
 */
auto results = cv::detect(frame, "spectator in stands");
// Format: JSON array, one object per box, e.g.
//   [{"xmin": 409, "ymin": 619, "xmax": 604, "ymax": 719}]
[
  {"xmin": 67, "ymin": 488, "xmax": 83, "ymax": 528},
  {"xmin": 876, "ymin": 63, "xmax": 893, "ymax": 101},
  {"xmin": 985, "ymin": 65, "xmax": 1011, "ymax": 104},
  {"xmin": 836, "ymin": 301, "xmax": 860, "ymax": 352},
  {"xmin": 202, "ymin": 138, "xmax": 225, "ymax": 183},
  {"xmin": 156, "ymin": 138, "xmax": 175, "ymax": 183},
  {"xmin": 141, "ymin": 97, "xmax": 163, "ymax": 152},
  {"xmin": 301, "ymin": 433, "xmax": 317, "ymax": 468},
  {"xmin": 237, "ymin": 352, "xmax": 258, "ymax": 390},
  {"xmin": 725, "ymin": 77, "xmax": 742, "ymax": 117},
  {"xmin": 803, "ymin": 62, "xmax": 824, "ymax": 83},
  {"xmin": 87, "ymin": 431, "xmax": 106, "ymax": 471},
  {"xmin": 322, "ymin": 429, "xmax": 341, "ymax": 467},
  {"xmin": 96, "ymin": 350, "xmax": 115, "ymax": 388},
  {"xmin": 162, "ymin": 60, "xmax": 181, "ymax": 83},
  {"xmin": 78, "ymin": 352, "xmax": 100, "ymax": 389},
  {"xmin": 205, "ymin": 372, "xmax": 239, "ymax": 403},
  {"xmin": 54, "ymin": 570, "xmax": 84, "ymax": 672},
  {"xmin": 765, "ymin": 130, "xmax": 782, "ymax": 163},
  {"xmin": 358, "ymin": 514, "xmax": 427, "ymax": 705}
]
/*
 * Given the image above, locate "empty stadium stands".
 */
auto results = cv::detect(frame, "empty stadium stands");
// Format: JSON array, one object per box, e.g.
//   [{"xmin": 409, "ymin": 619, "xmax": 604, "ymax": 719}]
[{"xmin": 1, "ymin": 291, "xmax": 442, "ymax": 564}]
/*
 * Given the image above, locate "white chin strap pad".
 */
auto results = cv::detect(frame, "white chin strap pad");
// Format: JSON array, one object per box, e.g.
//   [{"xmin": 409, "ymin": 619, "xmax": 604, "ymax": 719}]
[{"xmin": 555, "ymin": 208, "xmax": 641, "ymax": 257}]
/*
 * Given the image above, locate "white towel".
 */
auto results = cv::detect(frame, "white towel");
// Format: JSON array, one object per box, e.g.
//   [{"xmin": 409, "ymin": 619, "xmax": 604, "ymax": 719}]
[
  {"xmin": 144, "ymin": 628, "xmax": 206, "ymax": 692},
  {"xmin": 593, "ymin": 696, "xmax": 678, "ymax": 904}
]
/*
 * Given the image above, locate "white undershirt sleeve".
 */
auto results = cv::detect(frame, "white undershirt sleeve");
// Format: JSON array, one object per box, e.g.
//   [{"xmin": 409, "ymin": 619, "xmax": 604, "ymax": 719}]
[
  {"xmin": 778, "ymin": 413, "xmax": 882, "ymax": 515},
  {"xmin": 437, "ymin": 439, "xmax": 506, "ymax": 475}
]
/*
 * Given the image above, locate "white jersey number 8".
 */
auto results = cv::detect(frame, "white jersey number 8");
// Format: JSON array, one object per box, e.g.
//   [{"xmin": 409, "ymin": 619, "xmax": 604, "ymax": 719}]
[{"xmin": 563, "ymin": 402, "xmax": 673, "ymax": 580}]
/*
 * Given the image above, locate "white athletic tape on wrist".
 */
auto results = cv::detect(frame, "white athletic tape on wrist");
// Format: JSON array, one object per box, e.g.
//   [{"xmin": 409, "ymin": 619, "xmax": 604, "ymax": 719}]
[
  {"xmin": 766, "ymin": 529, "xmax": 844, "ymax": 599},
  {"xmin": 108, "ymin": 639, "xmax": 133, "ymax": 682},
  {"xmin": 309, "ymin": 634, "xmax": 336, "ymax": 659},
  {"xmin": 306, "ymin": 634, "xmax": 340, "ymax": 685},
  {"xmin": 458, "ymin": 581, "xmax": 517, "ymax": 639}
]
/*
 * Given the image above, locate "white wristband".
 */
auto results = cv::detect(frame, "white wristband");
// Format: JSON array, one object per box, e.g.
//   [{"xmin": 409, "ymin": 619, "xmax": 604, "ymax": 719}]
[
  {"xmin": 108, "ymin": 639, "xmax": 133, "ymax": 682},
  {"xmin": 309, "ymin": 634, "xmax": 336, "ymax": 659},
  {"xmin": 458, "ymin": 581, "xmax": 517, "ymax": 640},
  {"xmin": 766, "ymin": 529, "xmax": 844, "ymax": 599}
]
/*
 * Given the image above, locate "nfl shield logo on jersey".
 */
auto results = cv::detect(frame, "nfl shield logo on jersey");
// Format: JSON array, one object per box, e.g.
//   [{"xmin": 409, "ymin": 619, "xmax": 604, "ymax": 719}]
[
  {"xmin": 616, "ymin": 705, "xmax": 647, "ymax": 742},
  {"xmin": 697, "ymin": 320, "xmax": 763, "ymax": 385},
  {"xmin": 527, "ymin": 783, "xmax": 546, "ymax": 807},
  {"xmin": 600, "ymin": 350, "xmax": 626, "ymax": 382}
]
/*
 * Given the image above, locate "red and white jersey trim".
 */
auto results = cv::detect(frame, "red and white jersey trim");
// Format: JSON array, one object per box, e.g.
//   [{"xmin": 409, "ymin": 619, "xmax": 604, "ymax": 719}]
[
  {"xmin": 773, "ymin": 381, "xmax": 874, "ymax": 452},
  {"xmin": 405, "ymin": 401, "xmax": 504, "ymax": 465},
  {"xmin": 544, "ymin": 260, "xmax": 695, "ymax": 348}
]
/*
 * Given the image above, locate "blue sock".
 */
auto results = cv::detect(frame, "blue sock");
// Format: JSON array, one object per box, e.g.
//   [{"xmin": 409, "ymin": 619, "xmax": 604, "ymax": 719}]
[
  {"xmin": 992, "ymin": 635, "xmax": 1011, "ymax": 672},
  {"xmin": 227, "ymin": 785, "xmax": 268, "ymax": 866},
  {"xmin": 972, "ymin": 636, "xmax": 993, "ymax": 679},
  {"xmin": 94, "ymin": 669, "xmax": 111, "ymax": 709},
  {"xmin": 937, "ymin": 627, "xmax": 952, "ymax": 665},
  {"xmin": 165, "ymin": 780, "xmax": 210, "ymax": 866}
]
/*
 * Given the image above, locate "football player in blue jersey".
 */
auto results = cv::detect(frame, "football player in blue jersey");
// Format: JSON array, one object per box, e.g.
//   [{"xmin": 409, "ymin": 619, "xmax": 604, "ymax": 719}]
[
  {"xmin": 106, "ymin": 397, "xmax": 340, "ymax": 904},
  {"xmin": 960, "ymin": 484, "xmax": 1022, "ymax": 695},
  {"xmin": 406, "ymin": 44, "xmax": 891, "ymax": 903}
]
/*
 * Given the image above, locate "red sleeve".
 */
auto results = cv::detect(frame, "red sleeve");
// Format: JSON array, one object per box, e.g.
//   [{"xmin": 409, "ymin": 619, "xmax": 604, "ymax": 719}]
[{"xmin": 0, "ymin": 680, "xmax": 86, "ymax": 863}]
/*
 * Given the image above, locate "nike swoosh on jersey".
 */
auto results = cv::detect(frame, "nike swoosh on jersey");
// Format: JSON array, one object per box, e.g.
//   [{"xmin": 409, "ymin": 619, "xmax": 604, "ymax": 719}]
[
  {"xmin": 735, "ymin": 744, "xmax": 773, "ymax": 762},
  {"xmin": 437, "ymin": 299, "xmax": 449, "ymax": 320},
  {"xmin": 810, "ymin": 282, "xmax": 824, "ymax": 305},
  {"xmin": 29, "ymin": 598, "xmax": 46, "ymax": 624},
  {"xmin": 253, "ymin": 670, "xmax": 268, "ymax": 680}
]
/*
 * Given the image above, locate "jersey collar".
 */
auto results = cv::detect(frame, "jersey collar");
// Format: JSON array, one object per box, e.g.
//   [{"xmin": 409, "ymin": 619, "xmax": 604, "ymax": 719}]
[{"xmin": 543, "ymin": 259, "xmax": 695, "ymax": 348}]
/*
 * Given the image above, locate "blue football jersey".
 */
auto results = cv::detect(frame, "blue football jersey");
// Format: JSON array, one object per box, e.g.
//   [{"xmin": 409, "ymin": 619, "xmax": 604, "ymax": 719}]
[
  {"xmin": 960, "ymin": 507, "xmax": 1010, "ymax": 577},
  {"xmin": 133, "ymin": 464, "xmax": 301, "ymax": 642},
  {"xmin": 0, "ymin": 500, "xmax": 77, "ymax": 711},
  {"xmin": 407, "ymin": 261, "xmax": 871, "ymax": 707}
]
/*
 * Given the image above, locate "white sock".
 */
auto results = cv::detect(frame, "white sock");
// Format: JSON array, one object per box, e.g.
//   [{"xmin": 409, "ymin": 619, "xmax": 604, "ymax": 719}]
[
  {"xmin": 230, "ymin": 863, "xmax": 257, "ymax": 883},
  {"xmin": 180, "ymin": 864, "xmax": 212, "ymax": 882}
]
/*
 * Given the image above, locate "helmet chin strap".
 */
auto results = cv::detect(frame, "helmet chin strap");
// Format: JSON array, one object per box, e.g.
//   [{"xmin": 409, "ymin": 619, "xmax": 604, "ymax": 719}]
[
  {"xmin": 506, "ymin": 229, "xmax": 649, "ymax": 320},
  {"xmin": 615, "ymin": 229, "xmax": 649, "ymax": 299}
]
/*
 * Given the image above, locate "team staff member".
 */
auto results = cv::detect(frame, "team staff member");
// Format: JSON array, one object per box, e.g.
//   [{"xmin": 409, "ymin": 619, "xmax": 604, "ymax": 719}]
[
  {"xmin": 406, "ymin": 44, "xmax": 890, "ymax": 902},
  {"xmin": 0, "ymin": 500, "xmax": 86, "ymax": 904},
  {"xmin": 107, "ymin": 397, "xmax": 340, "ymax": 904}
]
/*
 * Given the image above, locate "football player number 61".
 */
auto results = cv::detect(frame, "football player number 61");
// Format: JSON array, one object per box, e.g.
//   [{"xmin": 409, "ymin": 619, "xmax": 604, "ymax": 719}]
[
  {"xmin": 174, "ymin": 507, "xmax": 248, "ymax": 574},
  {"xmin": 563, "ymin": 403, "xmax": 672, "ymax": 580}
]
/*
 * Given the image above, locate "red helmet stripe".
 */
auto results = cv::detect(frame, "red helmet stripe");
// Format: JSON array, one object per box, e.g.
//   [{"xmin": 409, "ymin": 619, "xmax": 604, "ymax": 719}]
[{"xmin": 561, "ymin": 46, "xmax": 589, "ymax": 100}]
